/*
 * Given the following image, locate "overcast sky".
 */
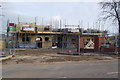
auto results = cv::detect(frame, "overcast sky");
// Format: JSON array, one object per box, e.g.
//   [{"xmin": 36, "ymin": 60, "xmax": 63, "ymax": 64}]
[{"xmin": 0, "ymin": 1, "xmax": 118, "ymax": 34}]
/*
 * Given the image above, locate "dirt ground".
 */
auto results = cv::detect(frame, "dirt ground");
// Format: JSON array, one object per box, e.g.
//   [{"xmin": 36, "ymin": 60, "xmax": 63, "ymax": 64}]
[{"xmin": 2, "ymin": 49, "xmax": 119, "ymax": 65}]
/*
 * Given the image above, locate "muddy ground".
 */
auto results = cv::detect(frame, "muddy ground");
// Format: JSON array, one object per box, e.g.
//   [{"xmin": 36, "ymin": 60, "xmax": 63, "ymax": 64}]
[{"xmin": 2, "ymin": 49, "xmax": 119, "ymax": 65}]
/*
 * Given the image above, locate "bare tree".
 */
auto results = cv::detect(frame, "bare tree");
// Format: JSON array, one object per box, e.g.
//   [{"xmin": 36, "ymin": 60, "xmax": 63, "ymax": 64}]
[{"xmin": 99, "ymin": 0, "xmax": 120, "ymax": 48}]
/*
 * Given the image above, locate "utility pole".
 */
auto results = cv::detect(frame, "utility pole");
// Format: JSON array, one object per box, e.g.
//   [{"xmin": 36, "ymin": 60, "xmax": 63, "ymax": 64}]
[
  {"xmin": 60, "ymin": 19, "xmax": 62, "ymax": 32},
  {"xmin": 7, "ymin": 19, "xmax": 9, "ymax": 48},
  {"xmin": 78, "ymin": 34, "xmax": 80, "ymax": 54},
  {"xmin": 18, "ymin": 16, "xmax": 20, "ymax": 48},
  {"xmin": 35, "ymin": 16, "xmax": 37, "ymax": 42},
  {"xmin": 87, "ymin": 22, "xmax": 89, "ymax": 32},
  {"xmin": 42, "ymin": 17, "xmax": 43, "ymax": 26},
  {"xmin": 81, "ymin": 20, "xmax": 83, "ymax": 33}
]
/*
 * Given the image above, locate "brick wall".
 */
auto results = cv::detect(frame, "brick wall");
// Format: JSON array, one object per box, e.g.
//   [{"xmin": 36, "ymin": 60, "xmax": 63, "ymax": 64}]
[
  {"xmin": 101, "ymin": 47, "xmax": 120, "ymax": 52},
  {"xmin": 94, "ymin": 37, "xmax": 101, "ymax": 52},
  {"xmin": 80, "ymin": 38, "xmax": 84, "ymax": 48}
]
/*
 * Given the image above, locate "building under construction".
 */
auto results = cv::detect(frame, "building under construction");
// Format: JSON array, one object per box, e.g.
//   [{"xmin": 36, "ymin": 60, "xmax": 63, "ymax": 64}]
[{"xmin": 5, "ymin": 20, "xmax": 120, "ymax": 54}]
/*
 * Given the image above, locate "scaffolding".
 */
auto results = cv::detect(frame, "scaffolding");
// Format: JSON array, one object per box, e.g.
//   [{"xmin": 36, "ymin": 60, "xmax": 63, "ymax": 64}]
[{"xmin": 5, "ymin": 16, "xmax": 120, "ymax": 55}]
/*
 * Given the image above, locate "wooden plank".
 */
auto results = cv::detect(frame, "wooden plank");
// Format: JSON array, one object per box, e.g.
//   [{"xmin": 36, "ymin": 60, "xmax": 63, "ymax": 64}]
[{"xmin": 0, "ymin": 55, "xmax": 13, "ymax": 61}]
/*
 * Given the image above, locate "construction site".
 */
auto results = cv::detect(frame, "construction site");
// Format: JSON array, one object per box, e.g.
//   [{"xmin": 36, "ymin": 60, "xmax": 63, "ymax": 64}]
[
  {"xmin": 0, "ymin": 1, "xmax": 120, "ymax": 79},
  {"xmin": 0, "ymin": 16, "xmax": 119, "ymax": 62},
  {"xmin": 1, "ymin": 17, "xmax": 119, "ymax": 54},
  {"xmin": 1, "ymin": 19, "xmax": 119, "ymax": 78}
]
